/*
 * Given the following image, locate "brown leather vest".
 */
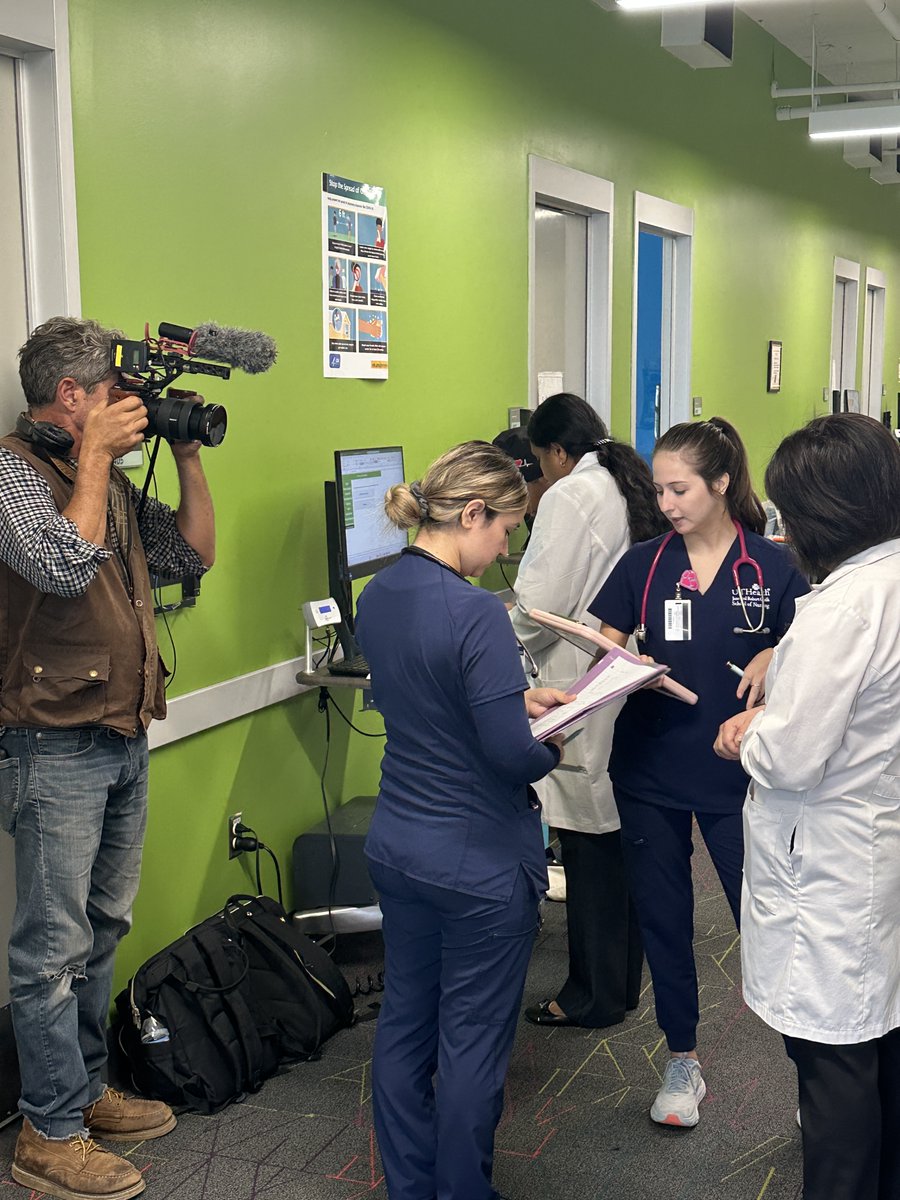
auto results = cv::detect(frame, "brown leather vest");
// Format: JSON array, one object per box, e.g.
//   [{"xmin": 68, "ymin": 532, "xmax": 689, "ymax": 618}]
[{"xmin": 0, "ymin": 434, "xmax": 166, "ymax": 735}]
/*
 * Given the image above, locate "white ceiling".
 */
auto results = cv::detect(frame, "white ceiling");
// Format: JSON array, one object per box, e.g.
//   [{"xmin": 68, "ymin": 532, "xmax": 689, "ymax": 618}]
[
  {"xmin": 742, "ymin": 0, "xmax": 900, "ymax": 88},
  {"xmin": 589, "ymin": 0, "xmax": 900, "ymax": 179}
]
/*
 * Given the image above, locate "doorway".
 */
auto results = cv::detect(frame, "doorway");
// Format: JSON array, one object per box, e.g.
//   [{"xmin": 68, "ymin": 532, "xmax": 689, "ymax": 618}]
[
  {"xmin": 632, "ymin": 193, "xmax": 693, "ymax": 462},
  {"xmin": 0, "ymin": 0, "xmax": 80, "ymax": 1118},
  {"xmin": 830, "ymin": 257, "xmax": 860, "ymax": 412},
  {"xmin": 529, "ymin": 156, "xmax": 613, "ymax": 424},
  {"xmin": 862, "ymin": 268, "xmax": 886, "ymax": 420},
  {"xmin": 534, "ymin": 203, "xmax": 588, "ymax": 403}
]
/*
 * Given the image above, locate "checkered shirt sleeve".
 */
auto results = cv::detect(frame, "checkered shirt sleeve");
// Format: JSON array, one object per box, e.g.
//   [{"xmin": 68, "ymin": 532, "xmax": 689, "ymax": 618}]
[
  {"xmin": 0, "ymin": 448, "xmax": 205, "ymax": 597},
  {"xmin": 128, "ymin": 483, "xmax": 206, "ymax": 580},
  {"xmin": 0, "ymin": 447, "xmax": 111, "ymax": 596}
]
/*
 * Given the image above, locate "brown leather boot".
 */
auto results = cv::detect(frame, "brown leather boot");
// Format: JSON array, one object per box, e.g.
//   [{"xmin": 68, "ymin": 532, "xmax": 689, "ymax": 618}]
[
  {"xmin": 12, "ymin": 1117, "xmax": 145, "ymax": 1200},
  {"xmin": 84, "ymin": 1087, "xmax": 176, "ymax": 1142}
]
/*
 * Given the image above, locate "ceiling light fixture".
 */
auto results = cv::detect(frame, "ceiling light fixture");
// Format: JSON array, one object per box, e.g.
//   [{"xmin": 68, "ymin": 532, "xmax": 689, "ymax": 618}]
[
  {"xmin": 809, "ymin": 101, "xmax": 900, "ymax": 140},
  {"xmin": 616, "ymin": 0, "xmax": 728, "ymax": 10}
]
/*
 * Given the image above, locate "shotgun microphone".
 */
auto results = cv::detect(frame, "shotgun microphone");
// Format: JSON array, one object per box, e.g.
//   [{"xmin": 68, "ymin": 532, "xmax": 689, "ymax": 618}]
[{"xmin": 157, "ymin": 322, "xmax": 277, "ymax": 374}]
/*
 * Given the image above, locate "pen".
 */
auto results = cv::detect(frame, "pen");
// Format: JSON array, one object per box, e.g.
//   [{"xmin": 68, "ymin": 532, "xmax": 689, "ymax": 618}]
[{"xmin": 725, "ymin": 661, "xmax": 744, "ymax": 679}]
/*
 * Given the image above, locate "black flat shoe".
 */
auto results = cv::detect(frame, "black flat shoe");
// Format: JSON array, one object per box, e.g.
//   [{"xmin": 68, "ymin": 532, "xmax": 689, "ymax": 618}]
[{"xmin": 524, "ymin": 1000, "xmax": 577, "ymax": 1026}]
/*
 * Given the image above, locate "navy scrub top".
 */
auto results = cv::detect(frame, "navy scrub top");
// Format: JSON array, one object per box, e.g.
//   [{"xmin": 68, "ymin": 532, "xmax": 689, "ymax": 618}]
[
  {"xmin": 356, "ymin": 550, "xmax": 554, "ymax": 901},
  {"xmin": 588, "ymin": 529, "xmax": 809, "ymax": 813}
]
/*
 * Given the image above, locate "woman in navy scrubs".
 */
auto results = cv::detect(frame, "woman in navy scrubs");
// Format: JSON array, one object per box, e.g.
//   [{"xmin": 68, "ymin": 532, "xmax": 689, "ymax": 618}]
[
  {"xmin": 588, "ymin": 417, "xmax": 808, "ymax": 1129},
  {"xmin": 356, "ymin": 441, "xmax": 569, "ymax": 1200}
]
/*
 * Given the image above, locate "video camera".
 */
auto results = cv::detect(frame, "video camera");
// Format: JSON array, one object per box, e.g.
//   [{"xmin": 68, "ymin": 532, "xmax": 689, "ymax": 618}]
[{"xmin": 110, "ymin": 321, "xmax": 277, "ymax": 447}]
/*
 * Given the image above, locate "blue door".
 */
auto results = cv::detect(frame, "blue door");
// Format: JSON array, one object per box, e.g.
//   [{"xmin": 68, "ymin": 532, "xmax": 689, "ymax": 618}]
[{"xmin": 635, "ymin": 229, "xmax": 663, "ymax": 465}]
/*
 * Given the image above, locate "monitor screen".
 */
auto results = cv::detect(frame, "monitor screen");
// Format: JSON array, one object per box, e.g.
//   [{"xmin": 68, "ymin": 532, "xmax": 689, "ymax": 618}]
[{"xmin": 334, "ymin": 446, "xmax": 407, "ymax": 578}]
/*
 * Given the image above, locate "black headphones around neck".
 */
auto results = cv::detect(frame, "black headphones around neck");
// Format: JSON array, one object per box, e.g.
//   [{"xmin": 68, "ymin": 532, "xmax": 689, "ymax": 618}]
[{"xmin": 16, "ymin": 412, "xmax": 74, "ymax": 456}]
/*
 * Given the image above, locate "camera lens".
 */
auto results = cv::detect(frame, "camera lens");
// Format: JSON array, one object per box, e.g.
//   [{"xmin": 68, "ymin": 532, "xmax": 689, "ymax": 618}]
[{"xmin": 145, "ymin": 396, "xmax": 227, "ymax": 447}]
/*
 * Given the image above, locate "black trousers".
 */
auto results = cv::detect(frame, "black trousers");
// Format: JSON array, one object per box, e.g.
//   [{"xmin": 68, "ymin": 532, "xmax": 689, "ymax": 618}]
[
  {"xmin": 785, "ymin": 1027, "xmax": 900, "ymax": 1200},
  {"xmin": 554, "ymin": 828, "xmax": 644, "ymax": 1026}
]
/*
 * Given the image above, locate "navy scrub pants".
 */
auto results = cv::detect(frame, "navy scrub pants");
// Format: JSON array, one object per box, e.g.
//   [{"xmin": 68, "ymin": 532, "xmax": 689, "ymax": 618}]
[
  {"xmin": 367, "ymin": 859, "xmax": 540, "ymax": 1200},
  {"xmin": 785, "ymin": 1028, "xmax": 900, "ymax": 1200},
  {"xmin": 613, "ymin": 789, "xmax": 743, "ymax": 1053}
]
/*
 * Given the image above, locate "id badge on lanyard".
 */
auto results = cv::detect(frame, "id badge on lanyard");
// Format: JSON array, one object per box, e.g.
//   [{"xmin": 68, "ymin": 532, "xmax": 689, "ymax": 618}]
[
  {"xmin": 664, "ymin": 570, "xmax": 696, "ymax": 641},
  {"xmin": 664, "ymin": 598, "xmax": 692, "ymax": 641}
]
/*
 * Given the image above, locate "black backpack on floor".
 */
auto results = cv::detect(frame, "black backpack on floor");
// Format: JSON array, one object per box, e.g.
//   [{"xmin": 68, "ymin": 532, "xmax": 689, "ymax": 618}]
[
  {"xmin": 222, "ymin": 894, "xmax": 355, "ymax": 1061},
  {"xmin": 113, "ymin": 895, "xmax": 355, "ymax": 1114}
]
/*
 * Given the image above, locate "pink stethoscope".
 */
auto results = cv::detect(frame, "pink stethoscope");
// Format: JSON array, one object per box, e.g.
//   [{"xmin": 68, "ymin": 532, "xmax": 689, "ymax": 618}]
[{"xmin": 635, "ymin": 519, "xmax": 769, "ymax": 641}]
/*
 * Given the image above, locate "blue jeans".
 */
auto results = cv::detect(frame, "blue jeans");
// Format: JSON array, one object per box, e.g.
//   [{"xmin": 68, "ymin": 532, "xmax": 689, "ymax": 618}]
[{"xmin": 0, "ymin": 726, "xmax": 149, "ymax": 1138}]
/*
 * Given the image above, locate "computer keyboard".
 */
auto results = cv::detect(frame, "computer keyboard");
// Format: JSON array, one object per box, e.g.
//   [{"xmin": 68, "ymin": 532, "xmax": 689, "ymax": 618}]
[{"xmin": 328, "ymin": 653, "xmax": 371, "ymax": 677}]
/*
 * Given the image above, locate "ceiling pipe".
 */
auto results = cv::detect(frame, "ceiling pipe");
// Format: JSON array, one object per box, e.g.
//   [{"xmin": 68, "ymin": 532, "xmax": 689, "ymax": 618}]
[
  {"xmin": 774, "ymin": 11, "xmax": 900, "ymax": 124},
  {"xmin": 773, "ymin": 80, "xmax": 900, "ymax": 98},
  {"xmin": 864, "ymin": 0, "xmax": 900, "ymax": 42}
]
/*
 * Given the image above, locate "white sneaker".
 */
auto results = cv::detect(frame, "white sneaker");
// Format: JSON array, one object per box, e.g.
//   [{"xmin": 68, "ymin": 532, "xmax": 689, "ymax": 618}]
[
  {"xmin": 796, "ymin": 1107, "xmax": 802, "ymax": 1129},
  {"xmin": 650, "ymin": 1057, "xmax": 707, "ymax": 1127}
]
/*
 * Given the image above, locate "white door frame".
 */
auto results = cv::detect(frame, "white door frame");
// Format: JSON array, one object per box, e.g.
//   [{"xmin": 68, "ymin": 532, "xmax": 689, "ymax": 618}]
[
  {"xmin": 0, "ymin": 0, "xmax": 79, "ymax": 1021},
  {"xmin": 0, "ymin": 0, "xmax": 80, "ymax": 322},
  {"xmin": 862, "ymin": 267, "xmax": 886, "ymax": 420},
  {"xmin": 830, "ymin": 256, "xmax": 860, "ymax": 406},
  {"xmin": 529, "ymin": 155, "xmax": 613, "ymax": 425}
]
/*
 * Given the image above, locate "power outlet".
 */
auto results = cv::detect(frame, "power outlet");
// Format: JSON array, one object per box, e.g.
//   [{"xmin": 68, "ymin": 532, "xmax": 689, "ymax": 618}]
[{"xmin": 228, "ymin": 812, "xmax": 243, "ymax": 860}]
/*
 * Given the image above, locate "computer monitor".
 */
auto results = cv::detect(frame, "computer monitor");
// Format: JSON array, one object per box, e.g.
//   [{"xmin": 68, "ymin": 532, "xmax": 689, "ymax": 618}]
[
  {"xmin": 335, "ymin": 446, "xmax": 407, "ymax": 578},
  {"xmin": 324, "ymin": 446, "xmax": 406, "ymax": 659}
]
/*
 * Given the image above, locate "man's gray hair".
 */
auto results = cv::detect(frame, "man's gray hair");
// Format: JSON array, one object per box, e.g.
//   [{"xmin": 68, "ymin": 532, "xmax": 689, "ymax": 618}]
[{"xmin": 18, "ymin": 316, "xmax": 124, "ymax": 410}]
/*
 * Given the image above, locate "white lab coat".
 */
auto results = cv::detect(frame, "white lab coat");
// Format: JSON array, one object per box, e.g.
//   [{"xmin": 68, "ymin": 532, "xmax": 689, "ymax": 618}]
[
  {"xmin": 510, "ymin": 455, "xmax": 629, "ymax": 834},
  {"xmin": 739, "ymin": 538, "xmax": 900, "ymax": 1044}
]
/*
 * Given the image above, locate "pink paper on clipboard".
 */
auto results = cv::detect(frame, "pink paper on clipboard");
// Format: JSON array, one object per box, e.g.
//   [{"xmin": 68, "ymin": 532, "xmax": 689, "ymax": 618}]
[{"xmin": 527, "ymin": 609, "xmax": 699, "ymax": 706}]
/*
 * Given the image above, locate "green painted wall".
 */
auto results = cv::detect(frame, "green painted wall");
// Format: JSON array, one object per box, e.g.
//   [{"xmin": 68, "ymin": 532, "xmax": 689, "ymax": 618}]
[{"xmin": 65, "ymin": 0, "xmax": 900, "ymax": 986}]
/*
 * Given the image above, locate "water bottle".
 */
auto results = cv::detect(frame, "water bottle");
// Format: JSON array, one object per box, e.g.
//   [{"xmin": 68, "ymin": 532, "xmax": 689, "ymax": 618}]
[{"xmin": 140, "ymin": 1015, "xmax": 170, "ymax": 1044}]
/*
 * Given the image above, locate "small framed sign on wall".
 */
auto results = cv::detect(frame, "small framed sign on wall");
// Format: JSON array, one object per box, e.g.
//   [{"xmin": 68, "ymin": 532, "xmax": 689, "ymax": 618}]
[{"xmin": 767, "ymin": 340, "xmax": 782, "ymax": 393}]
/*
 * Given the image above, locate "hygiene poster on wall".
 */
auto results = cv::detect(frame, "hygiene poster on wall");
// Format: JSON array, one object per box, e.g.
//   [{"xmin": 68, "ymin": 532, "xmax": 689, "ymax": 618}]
[{"xmin": 322, "ymin": 172, "xmax": 388, "ymax": 379}]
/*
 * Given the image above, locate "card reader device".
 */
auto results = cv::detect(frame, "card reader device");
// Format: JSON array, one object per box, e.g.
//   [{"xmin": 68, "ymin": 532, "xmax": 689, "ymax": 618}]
[
  {"xmin": 301, "ymin": 597, "xmax": 370, "ymax": 676},
  {"xmin": 302, "ymin": 597, "xmax": 341, "ymax": 668}
]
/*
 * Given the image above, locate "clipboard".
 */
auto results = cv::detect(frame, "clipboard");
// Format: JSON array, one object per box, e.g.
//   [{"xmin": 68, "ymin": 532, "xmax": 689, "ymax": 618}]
[
  {"xmin": 529, "ymin": 647, "xmax": 669, "ymax": 741},
  {"xmin": 527, "ymin": 608, "xmax": 699, "ymax": 705}
]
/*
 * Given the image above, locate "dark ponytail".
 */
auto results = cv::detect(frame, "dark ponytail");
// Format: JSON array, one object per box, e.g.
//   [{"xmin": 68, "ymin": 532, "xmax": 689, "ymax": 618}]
[
  {"xmin": 528, "ymin": 393, "xmax": 668, "ymax": 544},
  {"xmin": 654, "ymin": 417, "xmax": 765, "ymax": 534},
  {"xmin": 594, "ymin": 441, "xmax": 670, "ymax": 543}
]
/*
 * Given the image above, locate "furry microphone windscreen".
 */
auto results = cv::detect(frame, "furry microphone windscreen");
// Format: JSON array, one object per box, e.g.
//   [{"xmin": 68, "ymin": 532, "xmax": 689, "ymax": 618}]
[{"xmin": 191, "ymin": 323, "xmax": 278, "ymax": 374}]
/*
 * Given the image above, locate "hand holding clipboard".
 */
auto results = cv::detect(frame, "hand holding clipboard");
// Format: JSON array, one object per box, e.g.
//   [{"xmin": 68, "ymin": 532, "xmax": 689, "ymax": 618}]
[{"xmin": 527, "ymin": 609, "xmax": 699, "ymax": 705}]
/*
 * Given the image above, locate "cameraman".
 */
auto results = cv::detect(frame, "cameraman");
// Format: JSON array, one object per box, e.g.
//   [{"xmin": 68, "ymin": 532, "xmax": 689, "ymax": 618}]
[{"xmin": 0, "ymin": 316, "xmax": 215, "ymax": 1200}]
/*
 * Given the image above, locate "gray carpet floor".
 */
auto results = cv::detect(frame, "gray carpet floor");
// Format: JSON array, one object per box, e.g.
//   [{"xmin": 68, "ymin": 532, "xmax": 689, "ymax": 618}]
[{"xmin": 0, "ymin": 833, "xmax": 804, "ymax": 1199}]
